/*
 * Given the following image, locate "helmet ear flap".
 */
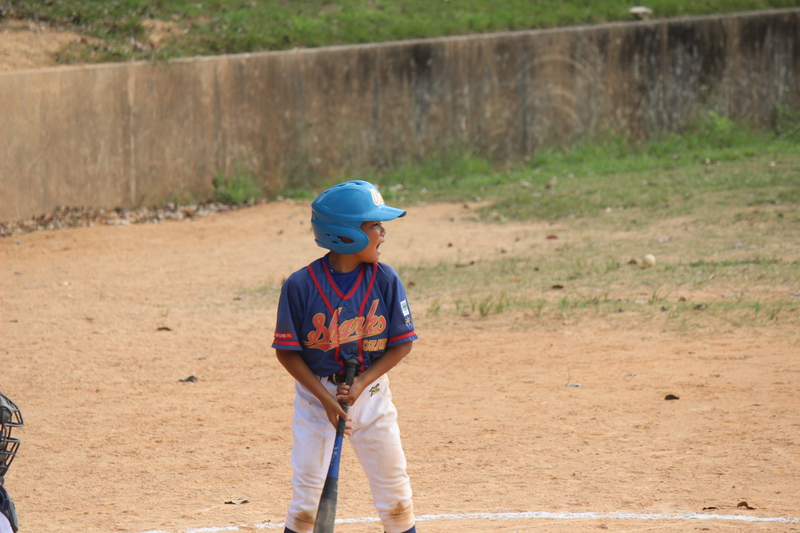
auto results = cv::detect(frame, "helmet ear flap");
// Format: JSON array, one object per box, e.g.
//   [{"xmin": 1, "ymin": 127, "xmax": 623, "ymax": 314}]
[{"xmin": 311, "ymin": 219, "xmax": 369, "ymax": 254}]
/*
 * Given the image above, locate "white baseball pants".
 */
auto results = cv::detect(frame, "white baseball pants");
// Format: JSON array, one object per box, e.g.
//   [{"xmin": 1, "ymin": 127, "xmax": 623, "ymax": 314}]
[
  {"xmin": 0, "ymin": 514, "xmax": 12, "ymax": 533},
  {"xmin": 284, "ymin": 373, "xmax": 415, "ymax": 533}
]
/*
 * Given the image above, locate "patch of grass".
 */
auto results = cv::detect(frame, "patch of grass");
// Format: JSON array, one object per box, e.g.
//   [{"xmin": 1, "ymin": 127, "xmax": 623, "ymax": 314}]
[
  {"xmin": 688, "ymin": 258, "xmax": 783, "ymax": 268},
  {"xmin": 7, "ymin": 0, "xmax": 800, "ymax": 64},
  {"xmin": 405, "ymin": 251, "xmax": 799, "ymax": 326},
  {"xmin": 362, "ymin": 109, "xmax": 800, "ymax": 223},
  {"xmin": 398, "ymin": 190, "xmax": 799, "ymax": 327},
  {"xmin": 363, "ymin": 150, "xmax": 497, "ymax": 204}
]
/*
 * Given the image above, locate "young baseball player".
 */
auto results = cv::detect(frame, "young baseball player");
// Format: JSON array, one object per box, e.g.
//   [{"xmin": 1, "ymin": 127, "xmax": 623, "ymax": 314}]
[{"xmin": 273, "ymin": 180, "xmax": 418, "ymax": 533}]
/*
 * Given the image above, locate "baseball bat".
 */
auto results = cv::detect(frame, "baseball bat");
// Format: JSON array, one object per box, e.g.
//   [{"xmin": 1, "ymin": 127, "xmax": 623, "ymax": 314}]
[{"xmin": 313, "ymin": 358, "xmax": 358, "ymax": 533}]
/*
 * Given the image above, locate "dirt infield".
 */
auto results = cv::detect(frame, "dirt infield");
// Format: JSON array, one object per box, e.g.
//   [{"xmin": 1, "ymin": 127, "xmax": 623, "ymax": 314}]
[{"xmin": 2, "ymin": 201, "xmax": 798, "ymax": 533}]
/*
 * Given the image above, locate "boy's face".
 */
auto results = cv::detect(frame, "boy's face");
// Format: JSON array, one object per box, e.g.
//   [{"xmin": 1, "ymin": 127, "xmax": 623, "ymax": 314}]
[{"xmin": 355, "ymin": 220, "xmax": 386, "ymax": 263}]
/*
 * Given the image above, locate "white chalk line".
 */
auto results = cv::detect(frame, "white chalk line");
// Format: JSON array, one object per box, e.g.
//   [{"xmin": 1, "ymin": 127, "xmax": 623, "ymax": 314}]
[{"xmin": 140, "ymin": 509, "xmax": 800, "ymax": 533}]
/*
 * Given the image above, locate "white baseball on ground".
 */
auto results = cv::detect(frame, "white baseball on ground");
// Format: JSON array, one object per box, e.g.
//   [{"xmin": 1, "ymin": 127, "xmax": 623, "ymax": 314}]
[{"xmin": 642, "ymin": 253, "xmax": 656, "ymax": 267}]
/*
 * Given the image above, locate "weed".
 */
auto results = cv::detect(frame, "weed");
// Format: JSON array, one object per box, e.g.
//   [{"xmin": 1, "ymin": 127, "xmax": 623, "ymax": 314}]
[
  {"xmin": 454, "ymin": 298, "xmax": 466, "ymax": 316},
  {"xmin": 531, "ymin": 298, "xmax": 548, "ymax": 317},
  {"xmin": 648, "ymin": 287, "xmax": 669, "ymax": 305},
  {"xmin": 169, "ymin": 185, "xmax": 197, "ymax": 207},
  {"xmin": 776, "ymin": 104, "xmax": 800, "ymax": 141},
  {"xmin": 604, "ymin": 257, "xmax": 621, "ymax": 273},
  {"xmin": 478, "ymin": 296, "xmax": 494, "ymax": 318},
  {"xmin": 558, "ymin": 296, "xmax": 571, "ymax": 320},
  {"xmin": 213, "ymin": 172, "xmax": 262, "ymax": 205}
]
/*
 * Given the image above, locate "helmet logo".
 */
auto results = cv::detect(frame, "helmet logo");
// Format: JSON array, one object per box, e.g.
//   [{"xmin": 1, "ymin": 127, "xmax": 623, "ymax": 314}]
[{"xmin": 371, "ymin": 188, "xmax": 385, "ymax": 206}]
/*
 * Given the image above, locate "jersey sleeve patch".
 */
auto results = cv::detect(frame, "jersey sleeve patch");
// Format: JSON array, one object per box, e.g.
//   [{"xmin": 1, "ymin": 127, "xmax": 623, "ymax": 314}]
[
  {"xmin": 273, "ymin": 331, "xmax": 300, "ymax": 347},
  {"xmin": 400, "ymin": 299, "xmax": 410, "ymax": 317}
]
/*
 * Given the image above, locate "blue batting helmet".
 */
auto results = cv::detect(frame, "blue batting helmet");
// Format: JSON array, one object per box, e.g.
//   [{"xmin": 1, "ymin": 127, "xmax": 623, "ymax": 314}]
[{"xmin": 311, "ymin": 180, "xmax": 406, "ymax": 254}]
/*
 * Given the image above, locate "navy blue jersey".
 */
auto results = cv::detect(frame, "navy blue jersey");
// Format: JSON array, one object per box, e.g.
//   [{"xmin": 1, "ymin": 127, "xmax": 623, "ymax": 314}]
[{"xmin": 273, "ymin": 257, "xmax": 417, "ymax": 376}]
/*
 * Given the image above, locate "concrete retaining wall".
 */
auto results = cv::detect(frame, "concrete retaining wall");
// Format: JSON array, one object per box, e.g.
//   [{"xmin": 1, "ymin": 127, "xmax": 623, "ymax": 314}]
[{"xmin": 1, "ymin": 8, "xmax": 798, "ymax": 221}]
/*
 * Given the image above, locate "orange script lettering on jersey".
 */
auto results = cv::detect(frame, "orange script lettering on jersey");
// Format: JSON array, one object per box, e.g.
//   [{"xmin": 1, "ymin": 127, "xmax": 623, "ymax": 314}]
[{"xmin": 306, "ymin": 300, "xmax": 387, "ymax": 350}]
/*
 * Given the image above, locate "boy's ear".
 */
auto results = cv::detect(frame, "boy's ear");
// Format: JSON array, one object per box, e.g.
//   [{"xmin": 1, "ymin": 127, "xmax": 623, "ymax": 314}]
[{"xmin": 339, "ymin": 236, "xmax": 354, "ymax": 244}]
